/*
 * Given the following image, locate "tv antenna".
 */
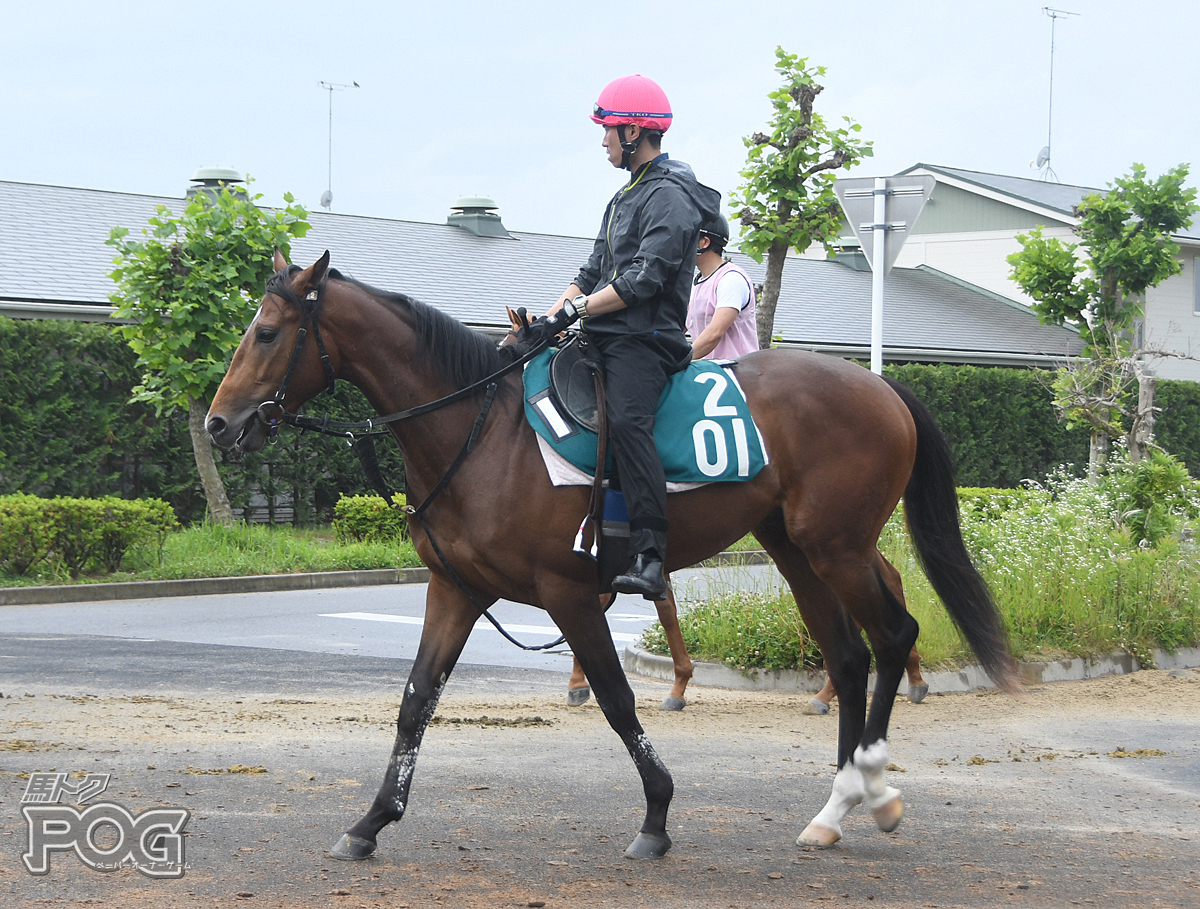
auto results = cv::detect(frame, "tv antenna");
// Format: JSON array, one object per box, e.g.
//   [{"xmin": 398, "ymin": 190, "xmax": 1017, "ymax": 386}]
[
  {"xmin": 318, "ymin": 80, "xmax": 360, "ymax": 209},
  {"xmin": 1034, "ymin": 7, "xmax": 1079, "ymax": 182}
]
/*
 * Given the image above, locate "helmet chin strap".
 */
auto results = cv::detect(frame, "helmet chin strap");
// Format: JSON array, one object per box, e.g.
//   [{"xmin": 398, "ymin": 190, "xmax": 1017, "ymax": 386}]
[{"xmin": 617, "ymin": 124, "xmax": 643, "ymax": 170}]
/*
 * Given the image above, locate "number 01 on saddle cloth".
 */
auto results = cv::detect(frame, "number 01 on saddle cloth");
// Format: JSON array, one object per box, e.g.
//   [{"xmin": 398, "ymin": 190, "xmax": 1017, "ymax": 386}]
[{"xmin": 522, "ymin": 346, "xmax": 768, "ymax": 485}]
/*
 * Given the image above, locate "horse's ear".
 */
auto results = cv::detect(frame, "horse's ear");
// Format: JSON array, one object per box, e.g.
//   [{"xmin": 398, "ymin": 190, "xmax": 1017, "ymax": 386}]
[
  {"xmin": 273, "ymin": 248, "xmax": 289, "ymax": 272},
  {"xmin": 295, "ymin": 250, "xmax": 331, "ymax": 293},
  {"xmin": 311, "ymin": 250, "xmax": 330, "ymax": 285},
  {"xmin": 505, "ymin": 306, "xmax": 522, "ymax": 332}
]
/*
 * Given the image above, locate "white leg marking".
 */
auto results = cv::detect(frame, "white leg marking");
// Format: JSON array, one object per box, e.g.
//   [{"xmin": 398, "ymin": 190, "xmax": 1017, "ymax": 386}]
[
  {"xmin": 798, "ymin": 762, "xmax": 865, "ymax": 845},
  {"xmin": 856, "ymin": 740, "xmax": 904, "ymax": 833},
  {"xmin": 855, "ymin": 740, "xmax": 900, "ymax": 811}
]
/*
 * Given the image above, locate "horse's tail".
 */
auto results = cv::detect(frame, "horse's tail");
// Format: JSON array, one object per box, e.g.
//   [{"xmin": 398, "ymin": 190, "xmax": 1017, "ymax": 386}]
[{"xmin": 884, "ymin": 377, "xmax": 1021, "ymax": 694}]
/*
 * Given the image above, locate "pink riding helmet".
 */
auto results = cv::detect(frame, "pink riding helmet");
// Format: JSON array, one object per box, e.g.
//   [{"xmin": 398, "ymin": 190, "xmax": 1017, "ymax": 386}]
[{"xmin": 590, "ymin": 74, "xmax": 673, "ymax": 132}]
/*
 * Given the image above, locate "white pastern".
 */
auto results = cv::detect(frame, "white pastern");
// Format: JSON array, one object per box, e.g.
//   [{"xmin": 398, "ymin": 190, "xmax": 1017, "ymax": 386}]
[
  {"xmin": 809, "ymin": 761, "xmax": 866, "ymax": 837},
  {"xmin": 855, "ymin": 740, "xmax": 901, "ymax": 812}
]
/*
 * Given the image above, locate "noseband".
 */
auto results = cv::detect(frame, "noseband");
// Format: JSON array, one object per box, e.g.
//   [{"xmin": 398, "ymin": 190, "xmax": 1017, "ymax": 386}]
[{"xmin": 256, "ymin": 270, "xmax": 337, "ymax": 442}]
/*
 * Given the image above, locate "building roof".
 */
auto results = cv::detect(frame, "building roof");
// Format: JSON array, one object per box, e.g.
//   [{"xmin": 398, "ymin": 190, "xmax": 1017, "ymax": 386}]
[
  {"xmin": 900, "ymin": 163, "xmax": 1199, "ymax": 241},
  {"xmin": 761, "ymin": 254, "xmax": 1081, "ymax": 363},
  {"xmin": 0, "ymin": 178, "xmax": 1082, "ymax": 366}
]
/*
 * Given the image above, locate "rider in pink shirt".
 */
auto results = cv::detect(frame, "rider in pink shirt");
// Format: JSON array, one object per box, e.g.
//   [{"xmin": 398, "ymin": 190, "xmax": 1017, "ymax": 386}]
[{"xmin": 686, "ymin": 214, "xmax": 760, "ymax": 360}]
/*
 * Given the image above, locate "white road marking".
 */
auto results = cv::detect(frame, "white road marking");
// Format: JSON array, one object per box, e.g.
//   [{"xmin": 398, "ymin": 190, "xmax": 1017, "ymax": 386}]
[{"xmin": 320, "ymin": 612, "xmax": 643, "ymax": 643}]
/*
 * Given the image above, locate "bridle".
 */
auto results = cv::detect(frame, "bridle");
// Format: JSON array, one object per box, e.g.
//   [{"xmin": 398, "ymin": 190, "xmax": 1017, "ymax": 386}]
[
  {"xmin": 249, "ymin": 270, "xmax": 565, "ymax": 652},
  {"xmin": 255, "ymin": 270, "xmax": 337, "ymax": 443}
]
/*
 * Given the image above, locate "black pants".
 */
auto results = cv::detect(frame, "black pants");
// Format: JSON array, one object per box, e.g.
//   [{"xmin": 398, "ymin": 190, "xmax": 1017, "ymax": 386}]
[{"xmin": 590, "ymin": 333, "xmax": 684, "ymax": 561}]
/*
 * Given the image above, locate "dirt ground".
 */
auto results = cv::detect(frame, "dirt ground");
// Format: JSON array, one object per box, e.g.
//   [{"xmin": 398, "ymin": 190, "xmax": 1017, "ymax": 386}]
[{"xmin": 2, "ymin": 668, "xmax": 1199, "ymax": 908}]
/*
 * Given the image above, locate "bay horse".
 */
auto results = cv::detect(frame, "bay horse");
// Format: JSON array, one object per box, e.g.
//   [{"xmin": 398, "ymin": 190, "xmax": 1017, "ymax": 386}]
[{"xmin": 206, "ymin": 251, "xmax": 1017, "ymax": 860}]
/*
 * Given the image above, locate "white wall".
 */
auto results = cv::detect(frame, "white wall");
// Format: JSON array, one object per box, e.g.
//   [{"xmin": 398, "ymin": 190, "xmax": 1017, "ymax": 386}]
[
  {"xmin": 893, "ymin": 227, "xmax": 1076, "ymax": 306},
  {"xmin": 1144, "ymin": 250, "xmax": 1200, "ymax": 381}
]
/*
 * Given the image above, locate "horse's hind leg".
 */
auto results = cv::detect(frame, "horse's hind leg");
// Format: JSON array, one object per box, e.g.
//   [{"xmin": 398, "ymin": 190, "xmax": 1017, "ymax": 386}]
[
  {"xmin": 854, "ymin": 552, "xmax": 919, "ymax": 834},
  {"xmin": 548, "ymin": 587, "xmax": 674, "ymax": 859},
  {"xmin": 329, "ymin": 577, "xmax": 481, "ymax": 860},
  {"xmin": 753, "ymin": 513, "xmax": 872, "ymax": 848}
]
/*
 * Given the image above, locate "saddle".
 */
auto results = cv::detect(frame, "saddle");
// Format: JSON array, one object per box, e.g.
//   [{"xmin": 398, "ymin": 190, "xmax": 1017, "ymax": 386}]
[{"xmin": 548, "ymin": 335, "xmax": 604, "ymax": 434}]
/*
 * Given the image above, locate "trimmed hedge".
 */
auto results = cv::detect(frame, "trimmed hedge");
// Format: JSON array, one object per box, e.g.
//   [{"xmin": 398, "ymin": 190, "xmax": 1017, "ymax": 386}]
[
  {"xmin": 0, "ymin": 317, "xmax": 404, "ymax": 524},
  {"xmin": 884, "ymin": 363, "xmax": 1092, "ymax": 487},
  {"xmin": 1156, "ymin": 380, "xmax": 1200, "ymax": 476},
  {"xmin": 3, "ymin": 319, "xmax": 1198, "ymax": 507},
  {"xmin": 0, "ymin": 494, "xmax": 178, "ymax": 578},
  {"xmin": 0, "ymin": 317, "xmax": 200, "ymax": 512},
  {"xmin": 333, "ymin": 494, "xmax": 409, "ymax": 544}
]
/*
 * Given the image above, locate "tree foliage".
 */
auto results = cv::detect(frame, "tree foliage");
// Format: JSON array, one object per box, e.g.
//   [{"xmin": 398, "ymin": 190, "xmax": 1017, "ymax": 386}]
[
  {"xmin": 107, "ymin": 182, "xmax": 310, "ymax": 412},
  {"xmin": 731, "ymin": 47, "xmax": 872, "ymax": 349},
  {"xmin": 1009, "ymin": 164, "xmax": 1196, "ymax": 353},
  {"xmin": 106, "ymin": 181, "xmax": 310, "ymax": 520},
  {"xmin": 1007, "ymin": 164, "xmax": 1199, "ymax": 469}
]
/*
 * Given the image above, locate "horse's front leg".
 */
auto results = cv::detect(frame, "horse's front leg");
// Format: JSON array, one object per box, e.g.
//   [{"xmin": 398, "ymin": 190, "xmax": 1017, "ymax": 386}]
[
  {"xmin": 329, "ymin": 576, "xmax": 483, "ymax": 860},
  {"xmin": 549, "ymin": 586, "xmax": 674, "ymax": 859}
]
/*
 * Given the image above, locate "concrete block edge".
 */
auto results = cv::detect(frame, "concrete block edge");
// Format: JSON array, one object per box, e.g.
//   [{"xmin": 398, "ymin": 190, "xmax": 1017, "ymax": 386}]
[{"xmin": 622, "ymin": 645, "xmax": 1200, "ymax": 695}]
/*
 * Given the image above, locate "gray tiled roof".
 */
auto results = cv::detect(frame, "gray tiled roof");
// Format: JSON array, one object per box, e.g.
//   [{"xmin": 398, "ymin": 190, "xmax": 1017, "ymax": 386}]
[
  {"xmin": 0, "ymin": 178, "xmax": 1082, "ymax": 363},
  {"xmin": 755, "ymin": 254, "xmax": 1082, "ymax": 359},
  {"xmin": 901, "ymin": 163, "xmax": 1199, "ymax": 240}
]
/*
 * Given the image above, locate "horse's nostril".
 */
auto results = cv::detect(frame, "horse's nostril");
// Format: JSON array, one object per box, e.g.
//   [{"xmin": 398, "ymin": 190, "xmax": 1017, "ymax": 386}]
[{"xmin": 206, "ymin": 415, "xmax": 227, "ymax": 437}]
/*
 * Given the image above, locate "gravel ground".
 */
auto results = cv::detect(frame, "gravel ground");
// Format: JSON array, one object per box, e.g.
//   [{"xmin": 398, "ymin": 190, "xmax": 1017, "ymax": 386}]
[{"xmin": 1, "ymin": 638, "xmax": 1198, "ymax": 908}]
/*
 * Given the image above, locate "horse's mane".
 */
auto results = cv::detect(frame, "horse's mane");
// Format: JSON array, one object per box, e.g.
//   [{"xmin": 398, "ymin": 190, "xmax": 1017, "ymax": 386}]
[{"xmin": 327, "ymin": 268, "xmax": 504, "ymax": 390}]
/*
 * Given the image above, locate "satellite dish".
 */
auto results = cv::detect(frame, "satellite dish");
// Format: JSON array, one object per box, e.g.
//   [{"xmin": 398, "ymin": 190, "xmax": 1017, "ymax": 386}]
[
  {"xmin": 1036, "ymin": 146, "xmax": 1051, "ymax": 168},
  {"xmin": 319, "ymin": 190, "xmax": 333, "ymax": 209}
]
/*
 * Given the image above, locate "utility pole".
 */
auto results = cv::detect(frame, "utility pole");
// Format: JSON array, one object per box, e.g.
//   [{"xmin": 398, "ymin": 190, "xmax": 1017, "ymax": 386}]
[{"xmin": 318, "ymin": 80, "xmax": 360, "ymax": 210}]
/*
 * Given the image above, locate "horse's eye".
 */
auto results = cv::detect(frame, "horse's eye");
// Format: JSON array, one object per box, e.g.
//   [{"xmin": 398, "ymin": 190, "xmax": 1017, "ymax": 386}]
[{"xmin": 256, "ymin": 328, "xmax": 279, "ymax": 344}]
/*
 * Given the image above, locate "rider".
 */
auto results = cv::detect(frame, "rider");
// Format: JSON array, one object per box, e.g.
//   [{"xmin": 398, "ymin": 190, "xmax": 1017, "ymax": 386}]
[
  {"xmin": 687, "ymin": 213, "xmax": 760, "ymax": 360},
  {"xmin": 533, "ymin": 74, "xmax": 721, "ymax": 600}
]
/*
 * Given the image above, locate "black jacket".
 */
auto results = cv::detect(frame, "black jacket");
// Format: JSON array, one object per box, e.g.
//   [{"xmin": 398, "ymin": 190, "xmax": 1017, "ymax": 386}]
[{"xmin": 574, "ymin": 156, "xmax": 721, "ymax": 353}]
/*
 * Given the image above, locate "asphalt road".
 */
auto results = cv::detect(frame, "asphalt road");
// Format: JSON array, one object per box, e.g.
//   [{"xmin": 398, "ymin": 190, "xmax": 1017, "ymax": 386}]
[
  {"xmin": 1, "ymin": 633, "xmax": 1198, "ymax": 909},
  {"xmin": 0, "ymin": 564, "xmax": 779, "ymax": 673}
]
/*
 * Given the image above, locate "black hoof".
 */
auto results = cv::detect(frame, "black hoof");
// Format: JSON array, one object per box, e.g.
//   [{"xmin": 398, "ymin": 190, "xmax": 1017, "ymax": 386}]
[
  {"xmin": 567, "ymin": 686, "xmax": 591, "ymax": 706},
  {"xmin": 623, "ymin": 831, "xmax": 672, "ymax": 859},
  {"xmin": 660, "ymin": 696, "xmax": 686, "ymax": 711},
  {"xmin": 328, "ymin": 833, "xmax": 376, "ymax": 861}
]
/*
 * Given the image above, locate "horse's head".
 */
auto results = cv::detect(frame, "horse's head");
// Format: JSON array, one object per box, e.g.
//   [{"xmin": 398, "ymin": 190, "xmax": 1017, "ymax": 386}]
[{"xmin": 206, "ymin": 250, "xmax": 333, "ymax": 453}]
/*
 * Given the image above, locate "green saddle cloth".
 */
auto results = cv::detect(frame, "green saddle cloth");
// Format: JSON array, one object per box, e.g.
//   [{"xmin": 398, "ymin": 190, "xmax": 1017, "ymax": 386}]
[{"xmin": 522, "ymin": 347, "xmax": 767, "ymax": 483}]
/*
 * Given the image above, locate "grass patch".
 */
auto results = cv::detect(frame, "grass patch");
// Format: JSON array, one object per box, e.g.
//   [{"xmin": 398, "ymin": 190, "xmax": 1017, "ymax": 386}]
[
  {"xmin": 1, "ymin": 522, "xmax": 421, "ymax": 587},
  {"xmin": 642, "ymin": 474, "xmax": 1200, "ymax": 672}
]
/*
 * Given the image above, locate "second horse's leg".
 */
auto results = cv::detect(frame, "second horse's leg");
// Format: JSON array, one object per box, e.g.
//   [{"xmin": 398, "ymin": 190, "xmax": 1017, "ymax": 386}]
[
  {"xmin": 330, "ymin": 577, "xmax": 481, "ymax": 860},
  {"xmin": 567, "ymin": 593, "xmax": 616, "ymax": 706},
  {"xmin": 654, "ymin": 582, "xmax": 693, "ymax": 711}
]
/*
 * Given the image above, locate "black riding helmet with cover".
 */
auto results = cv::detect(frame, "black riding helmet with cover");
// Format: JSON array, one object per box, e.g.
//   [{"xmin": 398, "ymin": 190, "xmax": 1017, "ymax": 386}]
[{"xmin": 698, "ymin": 213, "xmax": 730, "ymax": 255}]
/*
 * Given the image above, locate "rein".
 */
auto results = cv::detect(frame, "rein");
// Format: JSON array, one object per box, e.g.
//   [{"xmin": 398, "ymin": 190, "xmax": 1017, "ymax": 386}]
[{"xmin": 255, "ymin": 274, "xmax": 565, "ymax": 652}]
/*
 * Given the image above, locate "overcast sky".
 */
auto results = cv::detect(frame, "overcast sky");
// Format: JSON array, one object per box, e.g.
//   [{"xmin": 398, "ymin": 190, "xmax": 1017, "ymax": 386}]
[{"xmin": 5, "ymin": 1, "xmax": 1198, "ymax": 241}]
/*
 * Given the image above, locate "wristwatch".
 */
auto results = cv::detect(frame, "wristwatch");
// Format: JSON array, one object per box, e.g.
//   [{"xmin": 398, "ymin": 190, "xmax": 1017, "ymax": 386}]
[{"xmin": 571, "ymin": 294, "xmax": 589, "ymax": 320}]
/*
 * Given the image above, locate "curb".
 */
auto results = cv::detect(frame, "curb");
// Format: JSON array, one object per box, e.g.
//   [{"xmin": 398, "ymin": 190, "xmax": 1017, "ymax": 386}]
[
  {"xmin": 0, "ymin": 567, "xmax": 431, "ymax": 606},
  {"xmin": 623, "ymin": 645, "xmax": 1200, "ymax": 695},
  {"xmin": 0, "ymin": 550, "xmax": 771, "ymax": 608}
]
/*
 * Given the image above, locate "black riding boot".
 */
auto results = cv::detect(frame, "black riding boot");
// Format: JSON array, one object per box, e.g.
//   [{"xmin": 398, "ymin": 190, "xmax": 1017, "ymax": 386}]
[{"xmin": 612, "ymin": 551, "xmax": 667, "ymax": 601}]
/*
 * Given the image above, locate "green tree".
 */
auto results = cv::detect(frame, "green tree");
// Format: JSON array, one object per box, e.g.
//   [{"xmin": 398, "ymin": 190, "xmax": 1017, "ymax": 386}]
[
  {"xmin": 731, "ymin": 47, "xmax": 873, "ymax": 350},
  {"xmin": 1008, "ymin": 164, "xmax": 1198, "ymax": 473},
  {"xmin": 107, "ymin": 180, "xmax": 310, "ymax": 521}
]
